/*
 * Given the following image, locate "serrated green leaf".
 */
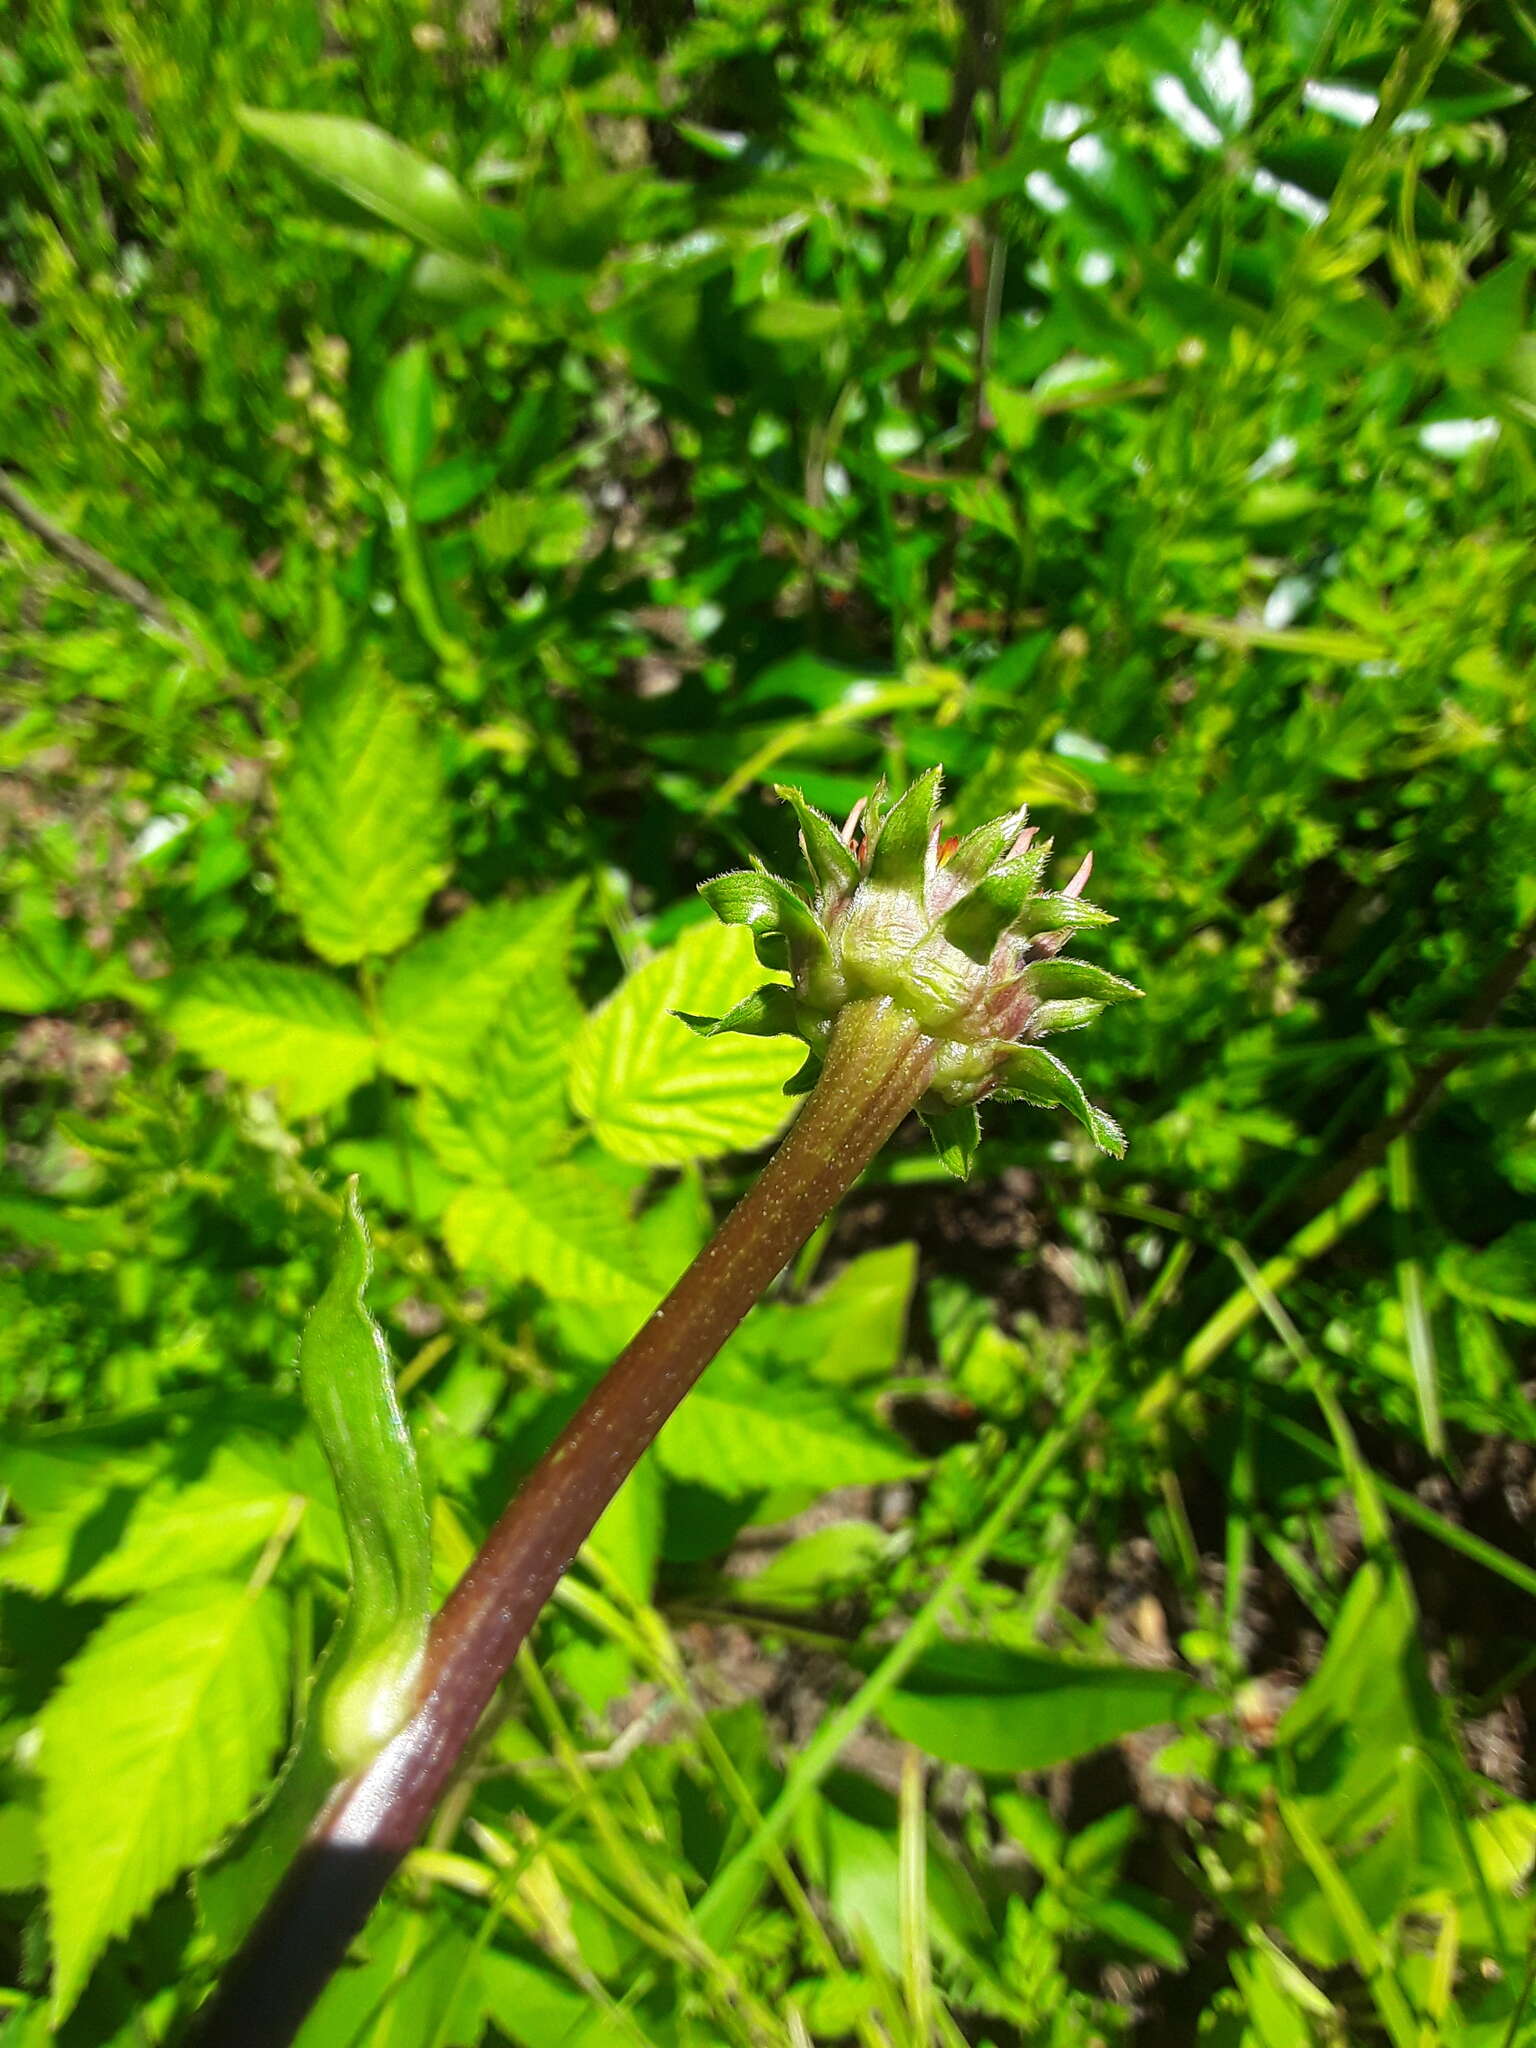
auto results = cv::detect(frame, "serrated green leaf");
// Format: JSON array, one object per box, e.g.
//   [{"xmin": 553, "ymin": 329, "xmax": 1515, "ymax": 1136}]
[
  {"xmin": 238, "ymin": 107, "xmax": 489, "ymax": 263},
  {"xmin": 166, "ymin": 960, "xmax": 376, "ymax": 1115},
  {"xmin": 416, "ymin": 960, "xmax": 580, "ymax": 1181},
  {"xmin": 920, "ymin": 1102, "xmax": 981, "ymax": 1180},
  {"xmin": 570, "ymin": 923, "xmax": 802, "ymax": 1165},
  {"xmin": 272, "ymin": 666, "xmax": 449, "ymax": 965},
  {"xmin": 996, "ymin": 1044, "xmax": 1126, "ymax": 1156},
  {"xmin": 376, "ymin": 343, "xmax": 437, "ymax": 491},
  {"xmin": 655, "ymin": 1361, "xmax": 920, "ymax": 1498},
  {"xmin": 0, "ymin": 1440, "xmax": 299, "ymax": 1602},
  {"xmin": 41, "ymin": 1579, "xmax": 289, "ymax": 2020},
  {"xmin": 442, "ymin": 1170, "xmax": 659, "ymax": 1312},
  {"xmin": 376, "ymin": 887, "xmax": 583, "ymax": 1089}
]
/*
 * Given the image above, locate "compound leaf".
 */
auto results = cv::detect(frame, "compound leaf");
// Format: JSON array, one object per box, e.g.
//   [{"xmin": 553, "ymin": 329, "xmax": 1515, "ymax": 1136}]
[
  {"xmin": 272, "ymin": 666, "xmax": 449, "ymax": 965},
  {"xmin": 41, "ymin": 1580, "xmax": 289, "ymax": 2020},
  {"xmin": 442, "ymin": 1170, "xmax": 659, "ymax": 1313},
  {"xmin": 570, "ymin": 923, "xmax": 801, "ymax": 1165},
  {"xmin": 377, "ymin": 887, "xmax": 582, "ymax": 1090},
  {"xmin": 166, "ymin": 960, "xmax": 376, "ymax": 1115}
]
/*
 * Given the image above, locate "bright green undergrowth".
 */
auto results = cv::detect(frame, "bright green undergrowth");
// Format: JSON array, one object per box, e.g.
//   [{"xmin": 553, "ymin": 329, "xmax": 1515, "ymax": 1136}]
[{"xmin": 2, "ymin": 2, "xmax": 1536, "ymax": 2044}]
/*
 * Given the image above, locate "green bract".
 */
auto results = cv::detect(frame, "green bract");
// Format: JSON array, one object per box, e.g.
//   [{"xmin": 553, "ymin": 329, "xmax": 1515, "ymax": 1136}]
[{"xmin": 693, "ymin": 774, "xmax": 1140, "ymax": 1170}]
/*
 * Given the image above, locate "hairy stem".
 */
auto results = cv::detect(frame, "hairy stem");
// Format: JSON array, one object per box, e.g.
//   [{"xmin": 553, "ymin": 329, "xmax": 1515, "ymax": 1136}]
[{"xmin": 185, "ymin": 997, "xmax": 937, "ymax": 2048}]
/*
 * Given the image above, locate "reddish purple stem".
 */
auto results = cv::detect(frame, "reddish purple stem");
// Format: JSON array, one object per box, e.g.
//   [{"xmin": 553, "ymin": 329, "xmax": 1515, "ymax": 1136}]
[{"xmin": 186, "ymin": 998, "xmax": 936, "ymax": 2047}]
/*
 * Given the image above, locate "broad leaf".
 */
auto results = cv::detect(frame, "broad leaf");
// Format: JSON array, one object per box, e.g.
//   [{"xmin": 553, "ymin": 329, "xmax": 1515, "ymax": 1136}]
[
  {"xmin": 41, "ymin": 1579, "xmax": 289, "ymax": 2019},
  {"xmin": 737, "ymin": 1241, "xmax": 917, "ymax": 1387},
  {"xmin": 238, "ymin": 108, "xmax": 489, "ymax": 263},
  {"xmin": 442, "ymin": 1170, "xmax": 659, "ymax": 1312},
  {"xmin": 1276, "ymin": 1557, "xmax": 1452, "ymax": 1843},
  {"xmin": 724, "ymin": 1521, "xmax": 889, "ymax": 1610},
  {"xmin": 586, "ymin": 1451, "xmax": 664, "ymax": 1608},
  {"xmin": 377, "ymin": 887, "xmax": 582, "ymax": 1090},
  {"xmin": 272, "ymin": 666, "xmax": 449, "ymax": 965},
  {"xmin": 416, "ymin": 960, "xmax": 580, "ymax": 1181},
  {"xmin": 875, "ymin": 1641, "xmax": 1212, "ymax": 1773},
  {"xmin": 0, "ymin": 1440, "xmax": 300, "ymax": 1601},
  {"xmin": 796, "ymin": 1774, "xmax": 991, "ymax": 1977},
  {"xmin": 656, "ymin": 1360, "xmax": 919, "ymax": 1498},
  {"xmin": 477, "ymin": 1946, "xmax": 615, "ymax": 2048},
  {"xmin": 166, "ymin": 961, "xmax": 376, "ymax": 1115},
  {"xmin": 570, "ymin": 922, "xmax": 802, "ymax": 1165}
]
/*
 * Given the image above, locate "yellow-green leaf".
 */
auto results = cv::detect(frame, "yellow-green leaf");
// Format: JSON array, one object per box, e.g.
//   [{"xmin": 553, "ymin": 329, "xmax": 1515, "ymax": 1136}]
[
  {"xmin": 442, "ymin": 1170, "xmax": 659, "ymax": 1313},
  {"xmin": 166, "ymin": 960, "xmax": 376, "ymax": 1115},
  {"xmin": 41, "ymin": 1580, "xmax": 289, "ymax": 2020},
  {"xmin": 570, "ymin": 923, "xmax": 802, "ymax": 1165},
  {"xmin": 272, "ymin": 666, "xmax": 449, "ymax": 965}
]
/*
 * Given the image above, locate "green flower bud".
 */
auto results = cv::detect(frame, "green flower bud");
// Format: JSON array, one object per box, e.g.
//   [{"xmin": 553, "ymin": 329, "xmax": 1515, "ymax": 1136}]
[{"xmin": 694, "ymin": 774, "xmax": 1141, "ymax": 1172}]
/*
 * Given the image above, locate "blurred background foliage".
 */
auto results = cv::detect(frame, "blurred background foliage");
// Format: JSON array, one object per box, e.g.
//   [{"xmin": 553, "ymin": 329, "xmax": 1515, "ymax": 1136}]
[{"xmin": 3, "ymin": 0, "xmax": 1536, "ymax": 2042}]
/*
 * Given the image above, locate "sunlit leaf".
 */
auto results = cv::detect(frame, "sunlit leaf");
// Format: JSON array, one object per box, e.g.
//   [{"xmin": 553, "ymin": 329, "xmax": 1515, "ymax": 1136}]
[
  {"xmin": 238, "ymin": 108, "xmax": 489, "ymax": 262},
  {"xmin": 0, "ymin": 1441, "xmax": 299, "ymax": 1601},
  {"xmin": 442, "ymin": 1171, "xmax": 659, "ymax": 1312},
  {"xmin": 570, "ymin": 923, "xmax": 802, "ymax": 1165},
  {"xmin": 376, "ymin": 343, "xmax": 438, "ymax": 491},
  {"xmin": 166, "ymin": 961, "xmax": 376, "ymax": 1115},
  {"xmin": 377, "ymin": 887, "xmax": 583, "ymax": 1090},
  {"xmin": 41, "ymin": 1580, "xmax": 289, "ymax": 2020},
  {"xmin": 272, "ymin": 665, "xmax": 449, "ymax": 965},
  {"xmin": 656, "ymin": 1359, "xmax": 918, "ymax": 1498}
]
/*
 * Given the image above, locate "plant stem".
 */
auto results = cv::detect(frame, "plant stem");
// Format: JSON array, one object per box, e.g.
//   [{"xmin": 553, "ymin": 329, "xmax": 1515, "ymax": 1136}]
[{"xmin": 184, "ymin": 997, "xmax": 937, "ymax": 2048}]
